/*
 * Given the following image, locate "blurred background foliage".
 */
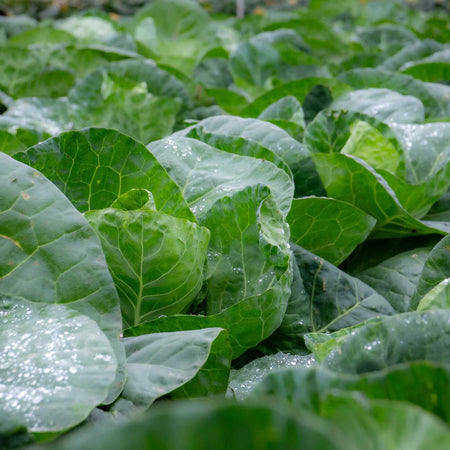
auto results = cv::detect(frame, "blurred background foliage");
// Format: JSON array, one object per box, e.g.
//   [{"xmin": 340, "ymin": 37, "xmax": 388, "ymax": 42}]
[{"xmin": 0, "ymin": 0, "xmax": 448, "ymax": 18}]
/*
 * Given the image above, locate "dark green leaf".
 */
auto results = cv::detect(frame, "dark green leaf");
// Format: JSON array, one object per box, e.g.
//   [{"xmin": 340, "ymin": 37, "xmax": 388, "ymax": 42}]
[
  {"xmin": 14, "ymin": 128, "xmax": 194, "ymax": 220},
  {"xmin": 355, "ymin": 247, "xmax": 431, "ymax": 312},
  {"xmin": 287, "ymin": 197, "xmax": 376, "ymax": 265},
  {"xmin": 0, "ymin": 153, "xmax": 125, "ymax": 403}
]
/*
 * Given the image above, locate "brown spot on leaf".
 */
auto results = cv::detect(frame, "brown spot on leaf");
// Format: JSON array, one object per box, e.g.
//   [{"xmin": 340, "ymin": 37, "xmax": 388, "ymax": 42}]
[{"xmin": 22, "ymin": 193, "xmax": 30, "ymax": 200}]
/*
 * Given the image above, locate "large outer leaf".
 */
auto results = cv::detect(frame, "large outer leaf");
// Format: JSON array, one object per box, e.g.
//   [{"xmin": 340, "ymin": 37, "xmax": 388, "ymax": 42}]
[
  {"xmin": 337, "ymin": 68, "xmax": 446, "ymax": 118},
  {"xmin": 48, "ymin": 400, "xmax": 345, "ymax": 450},
  {"xmin": 0, "ymin": 153, "xmax": 125, "ymax": 402},
  {"xmin": 118, "ymin": 328, "xmax": 231, "ymax": 409},
  {"xmin": 355, "ymin": 247, "xmax": 431, "ymax": 312},
  {"xmin": 0, "ymin": 296, "xmax": 117, "ymax": 432},
  {"xmin": 85, "ymin": 208, "xmax": 209, "ymax": 328},
  {"xmin": 13, "ymin": 128, "xmax": 194, "ymax": 220},
  {"xmin": 288, "ymin": 245, "xmax": 394, "ymax": 334},
  {"xmin": 176, "ymin": 118, "xmax": 293, "ymax": 179},
  {"xmin": 411, "ymin": 234, "xmax": 450, "ymax": 309},
  {"xmin": 255, "ymin": 362, "xmax": 450, "ymax": 423},
  {"xmin": 315, "ymin": 393, "xmax": 450, "ymax": 450},
  {"xmin": 287, "ymin": 197, "xmax": 376, "ymax": 265},
  {"xmin": 312, "ymin": 152, "xmax": 449, "ymax": 238},
  {"xmin": 176, "ymin": 115, "xmax": 324, "ymax": 197},
  {"xmin": 323, "ymin": 310, "xmax": 450, "ymax": 374},
  {"xmin": 331, "ymin": 88, "xmax": 424, "ymax": 125},
  {"xmin": 148, "ymin": 137, "xmax": 293, "ymax": 218}
]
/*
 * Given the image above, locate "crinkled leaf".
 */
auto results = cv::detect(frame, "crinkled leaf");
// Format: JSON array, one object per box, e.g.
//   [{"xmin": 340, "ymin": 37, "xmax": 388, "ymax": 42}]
[
  {"xmin": 74, "ymin": 71, "xmax": 181, "ymax": 144},
  {"xmin": 341, "ymin": 121, "xmax": 402, "ymax": 175},
  {"xmin": 111, "ymin": 189, "xmax": 156, "ymax": 212},
  {"xmin": 1, "ymin": 97, "xmax": 73, "ymax": 136},
  {"xmin": 85, "ymin": 208, "xmax": 209, "ymax": 328},
  {"xmin": 131, "ymin": 0, "xmax": 219, "ymax": 74},
  {"xmin": 69, "ymin": 59, "xmax": 191, "ymax": 109},
  {"xmin": 230, "ymin": 40, "xmax": 281, "ymax": 89}
]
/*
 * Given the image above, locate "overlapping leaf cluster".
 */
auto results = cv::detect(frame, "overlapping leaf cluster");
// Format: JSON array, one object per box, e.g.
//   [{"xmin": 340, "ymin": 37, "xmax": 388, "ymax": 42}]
[{"xmin": 0, "ymin": 0, "xmax": 449, "ymax": 448}]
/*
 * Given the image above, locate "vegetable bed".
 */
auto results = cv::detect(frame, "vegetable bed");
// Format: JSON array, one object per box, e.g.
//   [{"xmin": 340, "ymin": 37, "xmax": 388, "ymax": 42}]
[{"xmin": 1, "ymin": 0, "xmax": 449, "ymax": 448}]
